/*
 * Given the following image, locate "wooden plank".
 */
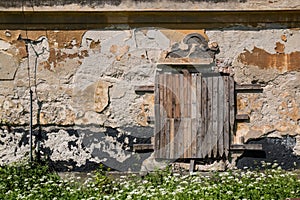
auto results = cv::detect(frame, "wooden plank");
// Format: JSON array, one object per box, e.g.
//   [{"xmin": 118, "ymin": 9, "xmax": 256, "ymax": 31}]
[
  {"xmin": 189, "ymin": 159, "xmax": 195, "ymax": 173},
  {"xmin": 168, "ymin": 74, "xmax": 175, "ymax": 159},
  {"xmin": 133, "ymin": 144, "xmax": 154, "ymax": 151},
  {"xmin": 154, "ymin": 73, "xmax": 160, "ymax": 158},
  {"xmin": 186, "ymin": 118, "xmax": 192, "ymax": 158},
  {"xmin": 187, "ymin": 74, "xmax": 192, "ymax": 158},
  {"xmin": 178, "ymin": 74, "xmax": 184, "ymax": 158},
  {"xmin": 229, "ymin": 76, "xmax": 235, "ymax": 148},
  {"xmin": 159, "ymin": 74, "xmax": 166, "ymax": 158},
  {"xmin": 196, "ymin": 74, "xmax": 203, "ymax": 158},
  {"xmin": 165, "ymin": 75, "xmax": 172, "ymax": 159},
  {"xmin": 173, "ymin": 74, "xmax": 180, "ymax": 159},
  {"xmin": 235, "ymin": 84, "xmax": 262, "ymax": 91},
  {"xmin": 230, "ymin": 144, "xmax": 263, "ymax": 151},
  {"xmin": 179, "ymin": 74, "xmax": 185, "ymax": 120},
  {"xmin": 166, "ymin": 74, "xmax": 171, "ymax": 118},
  {"xmin": 134, "ymin": 85, "xmax": 154, "ymax": 93},
  {"xmin": 212, "ymin": 76, "xmax": 218, "ymax": 158},
  {"xmin": 183, "ymin": 73, "xmax": 188, "ymax": 159},
  {"xmin": 206, "ymin": 76, "xmax": 213, "ymax": 158},
  {"xmin": 191, "ymin": 118, "xmax": 197, "ymax": 158},
  {"xmin": 169, "ymin": 118, "xmax": 175, "ymax": 159},
  {"xmin": 163, "ymin": 74, "xmax": 170, "ymax": 159},
  {"xmin": 217, "ymin": 76, "xmax": 224, "ymax": 157},
  {"xmin": 174, "ymin": 74, "xmax": 181, "ymax": 118},
  {"xmin": 174, "ymin": 118, "xmax": 181, "ymax": 158},
  {"xmin": 223, "ymin": 75, "xmax": 230, "ymax": 157},
  {"xmin": 236, "ymin": 114, "xmax": 250, "ymax": 120},
  {"xmin": 201, "ymin": 76, "xmax": 208, "ymax": 158},
  {"xmin": 183, "ymin": 72, "xmax": 190, "ymax": 118},
  {"xmin": 191, "ymin": 74, "xmax": 197, "ymax": 158},
  {"xmin": 183, "ymin": 117, "xmax": 188, "ymax": 158},
  {"xmin": 187, "ymin": 74, "xmax": 191, "ymax": 118},
  {"xmin": 179, "ymin": 119, "xmax": 186, "ymax": 159},
  {"xmin": 165, "ymin": 119, "xmax": 170, "ymax": 159},
  {"xmin": 191, "ymin": 74, "xmax": 197, "ymax": 119},
  {"xmin": 182, "ymin": 73, "xmax": 188, "ymax": 158}
]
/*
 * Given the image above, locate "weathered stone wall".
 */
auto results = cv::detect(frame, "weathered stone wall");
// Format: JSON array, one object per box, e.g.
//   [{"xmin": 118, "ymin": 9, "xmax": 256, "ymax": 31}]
[
  {"xmin": 0, "ymin": 29, "xmax": 208, "ymax": 171},
  {"xmin": 0, "ymin": 2, "xmax": 299, "ymax": 171},
  {"xmin": 206, "ymin": 29, "xmax": 300, "ymax": 141},
  {"xmin": 0, "ymin": 27, "xmax": 299, "ymax": 171}
]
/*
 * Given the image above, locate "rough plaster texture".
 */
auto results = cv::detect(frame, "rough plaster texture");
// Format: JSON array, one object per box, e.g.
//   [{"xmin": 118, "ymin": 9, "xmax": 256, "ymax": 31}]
[
  {"xmin": 0, "ymin": 26, "xmax": 299, "ymax": 171},
  {"xmin": 207, "ymin": 29, "xmax": 300, "ymax": 145},
  {"xmin": 0, "ymin": 28, "xmax": 175, "ymax": 171}
]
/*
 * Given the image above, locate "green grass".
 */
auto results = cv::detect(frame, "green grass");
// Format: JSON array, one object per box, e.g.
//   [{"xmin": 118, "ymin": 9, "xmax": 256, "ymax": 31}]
[{"xmin": 0, "ymin": 162, "xmax": 299, "ymax": 200}]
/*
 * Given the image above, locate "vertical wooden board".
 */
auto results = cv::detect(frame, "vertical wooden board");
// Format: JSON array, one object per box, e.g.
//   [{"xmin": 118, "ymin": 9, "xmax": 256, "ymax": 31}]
[
  {"xmin": 186, "ymin": 74, "xmax": 192, "ymax": 158},
  {"xmin": 178, "ymin": 118, "xmax": 184, "ymax": 159},
  {"xmin": 189, "ymin": 159, "xmax": 195, "ymax": 173},
  {"xmin": 183, "ymin": 73, "xmax": 189, "ymax": 118},
  {"xmin": 165, "ymin": 75, "xmax": 172, "ymax": 159},
  {"xmin": 229, "ymin": 76, "xmax": 235, "ymax": 147},
  {"xmin": 217, "ymin": 76, "xmax": 224, "ymax": 157},
  {"xmin": 178, "ymin": 74, "xmax": 184, "ymax": 158},
  {"xmin": 200, "ymin": 76, "xmax": 209, "ymax": 158},
  {"xmin": 165, "ymin": 74, "xmax": 171, "ymax": 119},
  {"xmin": 183, "ymin": 118, "xmax": 192, "ymax": 158},
  {"xmin": 168, "ymin": 74, "xmax": 174, "ymax": 119},
  {"xmin": 212, "ymin": 76, "xmax": 218, "ymax": 158},
  {"xmin": 169, "ymin": 118, "xmax": 175, "ymax": 159},
  {"xmin": 168, "ymin": 74, "xmax": 175, "ymax": 159},
  {"xmin": 183, "ymin": 117, "xmax": 187, "ymax": 158},
  {"xmin": 174, "ymin": 118, "xmax": 181, "ymax": 158},
  {"xmin": 154, "ymin": 73, "xmax": 160, "ymax": 157},
  {"xmin": 191, "ymin": 74, "xmax": 197, "ymax": 119},
  {"xmin": 156, "ymin": 74, "xmax": 164, "ymax": 158},
  {"xmin": 201, "ymin": 76, "xmax": 208, "ymax": 158},
  {"xmin": 186, "ymin": 74, "xmax": 191, "ymax": 118},
  {"xmin": 165, "ymin": 118, "xmax": 170, "ymax": 159},
  {"xmin": 206, "ymin": 76, "xmax": 213, "ymax": 157},
  {"xmin": 223, "ymin": 76, "xmax": 230, "ymax": 157},
  {"xmin": 173, "ymin": 75, "xmax": 180, "ymax": 159},
  {"xmin": 179, "ymin": 74, "xmax": 185, "ymax": 120},
  {"xmin": 160, "ymin": 74, "xmax": 167, "ymax": 158},
  {"xmin": 196, "ymin": 75, "xmax": 203, "ymax": 158},
  {"xmin": 174, "ymin": 74, "xmax": 181, "ymax": 118},
  {"xmin": 188, "ymin": 118, "xmax": 192, "ymax": 158},
  {"xmin": 191, "ymin": 118, "xmax": 197, "ymax": 158},
  {"xmin": 191, "ymin": 74, "xmax": 197, "ymax": 158}
]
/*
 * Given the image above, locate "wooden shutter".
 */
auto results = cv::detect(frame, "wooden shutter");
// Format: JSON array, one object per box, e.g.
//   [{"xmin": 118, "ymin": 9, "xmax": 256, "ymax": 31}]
[{"xmin": 154, "ymin": 72, "xmax": 235, "ymax": 159}]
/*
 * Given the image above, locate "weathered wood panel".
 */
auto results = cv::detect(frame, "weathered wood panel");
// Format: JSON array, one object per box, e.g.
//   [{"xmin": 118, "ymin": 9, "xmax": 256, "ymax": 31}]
[
  {"xmin": 154, "ymin": 73, "xmax": 160, "ymax": 157},
  {"xmin": 218, "ymin": 76, "xmax": 224, "ymax": 157},
  {"xmin": 223, "ymin": 75, "xmax": 230, "ymax": 157},
  {"xmin": 154, "ymin": 72, "xmax": 233, "ymax": 159}
]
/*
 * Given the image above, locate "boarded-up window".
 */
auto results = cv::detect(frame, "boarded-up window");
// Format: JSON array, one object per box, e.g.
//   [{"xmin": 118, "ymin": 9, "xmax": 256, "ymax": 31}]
[{"xmin": 154, "ymin": 71, "xmax": 235, "ymax": 159}]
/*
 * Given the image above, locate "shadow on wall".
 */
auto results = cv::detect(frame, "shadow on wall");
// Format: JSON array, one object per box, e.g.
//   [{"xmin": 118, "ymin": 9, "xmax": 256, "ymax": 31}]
[
  {"xmin": 236, "ymin": 136, "xmax": 300, "ymax": 170},
  {"xmin": 37, "ymin": 127, "xmax": 153, "ymax": 172}
]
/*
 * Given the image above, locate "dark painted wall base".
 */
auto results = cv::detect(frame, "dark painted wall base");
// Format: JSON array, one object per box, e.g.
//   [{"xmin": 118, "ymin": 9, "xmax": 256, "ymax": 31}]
[{"xmin": 237, "ymin": 136, "xmax": 300, "ymax": 170}]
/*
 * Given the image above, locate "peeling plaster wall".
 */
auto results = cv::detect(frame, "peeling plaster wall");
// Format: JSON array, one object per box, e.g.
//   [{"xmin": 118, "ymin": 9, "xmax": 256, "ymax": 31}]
[
  {"xmin": 0, "ymin": 25, "xmax": 299, "ymax": 170},
  {"xmin": 206, "ymin": 29, "xmax": 300, "ymax": 169},
  {"xmin": 0, "ymin": 28, "xmax": 197, "ymax": 171},
  {"xmin": 206, "ymin": 29, "xmax": 300, "ymax": 141}
]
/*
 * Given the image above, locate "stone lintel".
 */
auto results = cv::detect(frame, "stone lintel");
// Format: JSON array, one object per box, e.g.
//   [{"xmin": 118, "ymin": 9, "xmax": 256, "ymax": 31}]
[{"xmin": 1, "ymin": 10, "xmax": 300, "ymax": 30}]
